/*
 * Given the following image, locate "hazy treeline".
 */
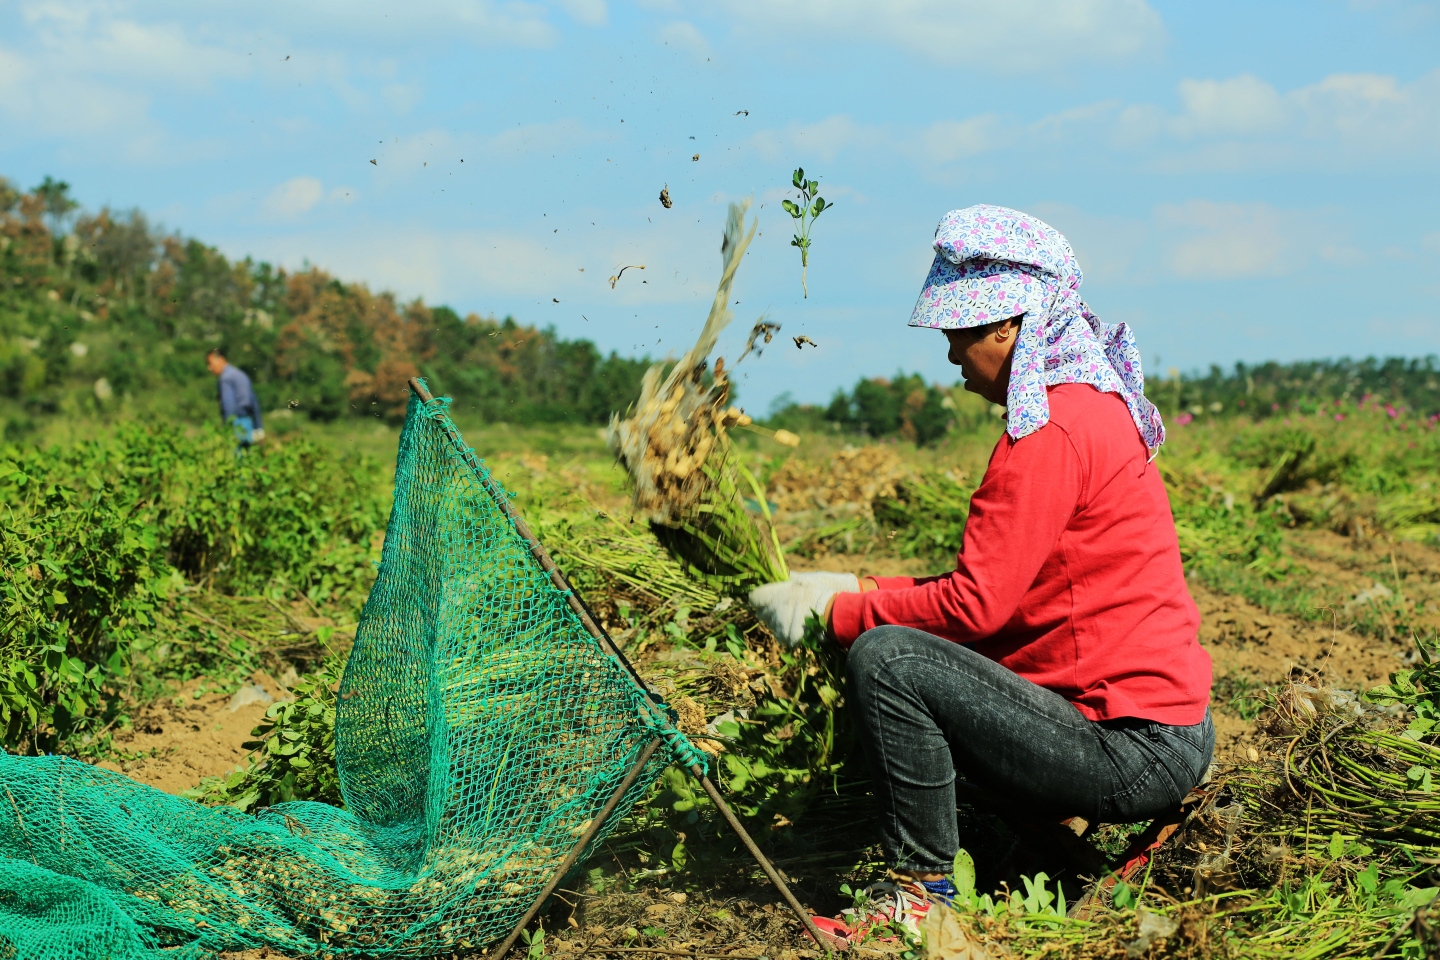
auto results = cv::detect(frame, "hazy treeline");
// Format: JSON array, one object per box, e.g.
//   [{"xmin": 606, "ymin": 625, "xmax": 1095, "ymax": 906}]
[
  {"xmin": 0, "ymin": 176, "xmax": 649, "ymax": 437},
  {"xmin": 1161, "ymin": 356, "xmax": 1440, "ymax": 420},
  {"xmin": 3, "ymin": 175, "xmax": 1436, "ymax": 443},
  {"xmin": 769, "ymin": 357, "xmax": 1440, "ymax": 447}
]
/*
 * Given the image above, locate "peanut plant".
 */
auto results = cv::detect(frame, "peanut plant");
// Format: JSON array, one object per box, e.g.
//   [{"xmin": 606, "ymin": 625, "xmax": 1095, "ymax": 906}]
[{"xmin": 782, "ymin": 167, "xmax": 829, "ymax": 298}]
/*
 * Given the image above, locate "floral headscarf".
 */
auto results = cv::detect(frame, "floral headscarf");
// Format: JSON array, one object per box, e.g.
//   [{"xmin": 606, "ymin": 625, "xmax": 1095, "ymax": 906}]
[{"xmin": 909, "ymin": 204, "xmax": 1165, "ymax": 449}]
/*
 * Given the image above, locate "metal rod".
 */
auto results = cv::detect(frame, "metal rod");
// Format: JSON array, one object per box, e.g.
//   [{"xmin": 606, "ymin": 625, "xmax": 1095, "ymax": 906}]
[
  {"xmin": 692, "ymin": 768, "xmax": 829, "ymax": 951},
  {"xmin": 407, "ymin": 378, "xmax": 828, "ymax": 954},
  {"xmin": 490, "ymin": 738, "xmax": 664, "ymax": 960}
]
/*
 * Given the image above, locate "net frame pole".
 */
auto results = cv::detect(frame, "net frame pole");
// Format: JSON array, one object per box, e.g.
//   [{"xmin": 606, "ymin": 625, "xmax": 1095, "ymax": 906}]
[
  {"xmin": 489, "ymin": 737, "xmax": 664, "ymax": 960},
  {"xmin": 405, "ymin": 379, "xmax": 830, "ymax": 953},
  {"xmin": 690, "ymin": 766, "xmax": 830, "ymax": 949}
]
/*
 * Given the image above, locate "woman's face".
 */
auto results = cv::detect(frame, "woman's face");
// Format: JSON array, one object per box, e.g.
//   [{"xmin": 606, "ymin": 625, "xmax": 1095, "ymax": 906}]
[{"xmin": 943, "ymin": 316, "xmax": 1022, "ymax": 405}]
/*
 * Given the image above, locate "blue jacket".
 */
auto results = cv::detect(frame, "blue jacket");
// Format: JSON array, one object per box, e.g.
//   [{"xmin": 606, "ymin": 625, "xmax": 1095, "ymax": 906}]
[{"xmin": 217, "ymin": 364, "xmax": 262, "ymax": 428}]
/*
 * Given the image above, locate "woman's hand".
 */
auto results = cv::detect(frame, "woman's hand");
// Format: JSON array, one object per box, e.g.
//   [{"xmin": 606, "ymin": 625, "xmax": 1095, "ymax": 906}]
[
  {"xmin": 747, "ymin": 572, "xmax": 860, "ymax": 646},
  {"xmin": 822, "ymin": 576, "xmax": 877, "ymax": 641}
]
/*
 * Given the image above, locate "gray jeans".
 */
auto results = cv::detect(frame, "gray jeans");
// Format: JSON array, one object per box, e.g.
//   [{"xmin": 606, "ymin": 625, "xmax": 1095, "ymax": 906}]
[{"xmin": 847, "ymin": 626, "xmax": 1214, "ymax": 873}]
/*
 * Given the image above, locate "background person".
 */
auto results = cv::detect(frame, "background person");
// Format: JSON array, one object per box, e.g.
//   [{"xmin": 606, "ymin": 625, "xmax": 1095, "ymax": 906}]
[
  {"xmin": 748, "ymin": 205, "xmax": 1213, "ymax": 943},
  {"xmin": 206, "ymin": 347, "xmax": 265, "ymax": 448}
]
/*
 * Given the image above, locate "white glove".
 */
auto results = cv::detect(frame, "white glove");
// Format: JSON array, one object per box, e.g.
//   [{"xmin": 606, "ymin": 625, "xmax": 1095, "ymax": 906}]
[{"xmin": 747, "ymin": 572, "xmax": 860, "ymax": 647}]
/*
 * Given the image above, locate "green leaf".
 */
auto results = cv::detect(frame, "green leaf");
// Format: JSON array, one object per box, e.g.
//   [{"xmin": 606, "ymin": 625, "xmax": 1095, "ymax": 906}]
[
  {"xmin": 670, "ymin": 839, "xmax": 687, "ymax": 872},
  {"xmin": 1327, "ymin": 831, "xmax": 1344, "ymax": 860},
  {"xmin": 951, "ymin": 848, "xmax": 976, "ymax": 902},
  {"xmin": 51, "ymin": 590, "xmax": 67, "ymax": 605},
  {"xmin": 792, "ymin": 168, "xmax": 804, "ymax": 188}
]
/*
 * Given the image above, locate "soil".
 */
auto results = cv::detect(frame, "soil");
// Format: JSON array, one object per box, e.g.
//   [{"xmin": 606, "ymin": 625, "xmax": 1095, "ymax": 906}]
[
  {"xmin": 219, "ymin": 887, "xmax": 830, "ymax": 960},
  {"xmin": 96, "ymin": 670, "xmax": 288, "ymax": 794},
  {"xmin": 135, "ymin": 543, "xmax": 1417, "ymax": 844},
  {"xmin": 1190, "ymin": 578, "xmax": 1408, "ymax": 754},
  {"xmin": 156, "ymin": 527, "xmax": 1438, "ymax": 960}
]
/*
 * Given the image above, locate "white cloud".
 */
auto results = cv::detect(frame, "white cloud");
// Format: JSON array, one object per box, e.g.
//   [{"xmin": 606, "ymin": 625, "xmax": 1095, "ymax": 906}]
[
  {"xmin": 655, "ymin": 20, "xmax": 710, "ymax": 59},
  {"xmin": 0, "ymin": 7, "xmax": 252, "ymax": 153},
  {"xmin": 0, "ymin": 0, "xmax": 562, "ymax": 156},
  {"xmin": 917, "ymin": 117, "xmax": 1008, "ymax": 163},
  {"xmin": 24, "ymin": 0, "xmax": 560, "ymax": 49},
  {"xmin": 710, "ymin": 0, "xmax": 1164, "ymax": 68},
  {"xmin": 382, "ymin": 82, "xmax": 422, "ymax": 114},
  {"xmin": 1030, "ymin": 200, "xmax": 1347, "ymax": 285},
  {"xmin": 19, "ymin": 5, "xmax": 250, "ymax": 84},
  {"xmin": 262, "ymin": 177, "xmax": 325, "ymax": 220},
  {"xmin": 1156, "ymin": 201, "xmax": 1289, "ymax": 279},
  {"xmin": 751, "ymin": 115, "xmax": 869, "ymax": 163},
  {"xmin": 484, "ymin": 119, "xmax": 611, "ymax": 156},
  {"xmin": 245, "ymin": 225, "xmax": 584, "ymax": 306},
  {"xmin": 741, "ymin": 68, "xmax": 1440, "ymax": 182},
  {"xmin": 555, "ymin": 0, "xmax": 608, "ymax": 26},
  {"xmin": 1154, "ymin": 201, "xmax": 1339, "ymax": 280},
  {"xmin": 0, "ymin": 41, "xmax": 155, "ymax": 137},
  {"xmin": 366, "ymin": 128, "xmax": 472, "ymax": 182},
  {"xmin": 1172, "ymin": 75, "xmax": 1286, "ymax": 137},
  {"xmin": 751, "ymin": 113, "xmax": 1011, "ymax": 168},
  {"xmin": 1114, "ymin": 68, "xmax": 1440, "ymax": 170}
]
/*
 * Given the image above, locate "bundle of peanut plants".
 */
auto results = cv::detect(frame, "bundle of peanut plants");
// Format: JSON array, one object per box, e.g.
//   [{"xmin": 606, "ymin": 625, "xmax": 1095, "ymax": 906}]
[{"xmin": 607, "ymin": 200, "xmax": 788, "ymax": 595}]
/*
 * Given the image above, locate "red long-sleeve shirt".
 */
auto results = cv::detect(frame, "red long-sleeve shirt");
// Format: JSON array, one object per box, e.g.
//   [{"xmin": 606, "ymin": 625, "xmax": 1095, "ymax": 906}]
[{"xmin": 831, "ymin": 383, "xmax": 1211, "ymax": 725}]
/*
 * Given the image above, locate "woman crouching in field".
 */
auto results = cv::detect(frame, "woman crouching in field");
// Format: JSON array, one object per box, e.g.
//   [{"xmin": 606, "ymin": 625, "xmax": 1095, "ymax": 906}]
[{"xmin": 749, "ymin": 205, "xmax": 1213, "ymax": 943}]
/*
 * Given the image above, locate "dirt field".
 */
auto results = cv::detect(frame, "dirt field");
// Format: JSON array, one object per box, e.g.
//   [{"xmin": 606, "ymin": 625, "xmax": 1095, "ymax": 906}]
[
  {"xmin": 41, "ymin": 412, "xmax": 1431, "ymax": 958},
  {"xmin": 134, "ymin": 537, "xmax": 1434, "ymax": 960},
  {"xmin": 118, "ymin": 578, "xmax": 1414, "ymax": 801},
  {"xmin": 95, "ymin": 672, "xmax": 288, "ymax": 794}
]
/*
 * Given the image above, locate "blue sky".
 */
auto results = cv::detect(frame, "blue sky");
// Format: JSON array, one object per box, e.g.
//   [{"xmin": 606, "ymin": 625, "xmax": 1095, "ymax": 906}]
[{"xmin": 2, "ymin": 0, "xmax": 1438, "ymax": 412}]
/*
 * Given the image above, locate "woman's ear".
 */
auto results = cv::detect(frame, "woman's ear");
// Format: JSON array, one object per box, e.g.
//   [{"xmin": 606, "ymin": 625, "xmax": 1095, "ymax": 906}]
[{"xmin": 994, "ymin": 316, "xmax": 1022, "ymax": 342}]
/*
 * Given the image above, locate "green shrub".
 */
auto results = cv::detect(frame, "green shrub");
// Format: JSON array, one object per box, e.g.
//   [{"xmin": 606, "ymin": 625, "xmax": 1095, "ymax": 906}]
[
  {"xmin": 187, "ymin": 658, "xmax": 343, "ymax": 811},
  {"xmin": 0, "ymin": 424, "xmax": 384, "ymax": 751},
  {"xmin": 874, "ymin": 470, "xmax": 975, "ymax": 562}
]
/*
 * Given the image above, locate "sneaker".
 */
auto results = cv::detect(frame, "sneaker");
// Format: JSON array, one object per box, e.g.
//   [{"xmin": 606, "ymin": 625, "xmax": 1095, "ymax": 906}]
[{"xmin": 811, "ymin": 878, "xmax": 956, "ymax": 949}]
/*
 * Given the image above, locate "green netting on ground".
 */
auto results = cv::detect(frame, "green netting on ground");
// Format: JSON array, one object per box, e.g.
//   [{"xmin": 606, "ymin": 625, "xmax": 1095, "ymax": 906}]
[{"xmin": 0, "ymin": 388, "xmax": 704, "ymax": 959}]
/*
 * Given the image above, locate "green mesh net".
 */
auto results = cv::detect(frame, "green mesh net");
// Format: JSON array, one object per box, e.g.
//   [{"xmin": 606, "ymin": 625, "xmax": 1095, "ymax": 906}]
[{"xmin": 0, "ymin": 388, "xmax": 705, "ymax": 958}]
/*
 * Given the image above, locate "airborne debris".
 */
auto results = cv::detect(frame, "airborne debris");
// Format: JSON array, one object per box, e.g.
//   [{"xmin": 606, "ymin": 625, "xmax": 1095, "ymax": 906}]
[
  {"xmin": 692, "ymin": 154, "xmax": 700, "ymax": 161},
  {"xmin": 793, "ymin": 336, "xmax": 817, "ymax": 349},
  {"xmin": 734, "ymin": 110, "xmax": 749, "ymax": 116},
  {"xmin": 369, "ymin": 159, "xmax": 377, "ymax": 165},
  {"xmin": 738, "ymin": 320, "xmax": 781, "ymax": 362},
  {"xmin": 609, "ymin": 265, "xmax": 646, "ymax": 289},
  {"xmin": 607, "ymin": 200, "xmax": 787, "ymax": 592},
  {"xmin": 659, "ymin": 185, "xmax": 672, "ymax": 209}
]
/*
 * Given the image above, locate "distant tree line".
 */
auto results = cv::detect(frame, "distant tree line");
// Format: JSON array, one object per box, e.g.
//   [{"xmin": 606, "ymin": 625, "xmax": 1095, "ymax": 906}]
[
  {"xmin": 0, "ymin": 175, "xmax": 649, "ymax": 435},
  {"xmin": 1153, "ymin": 357, "xmax": 1440, "ymax": 422},
  {"xmin": 4, "ymin": 175, "xmax": 1436, "ymax": 442},
  {"xmin": 767, "ymin": 373, "xmax": 978, "ymax": 447},
  {"xmin": 767, "ymin": 356, "xmax": 1440, "ymax": 447}
]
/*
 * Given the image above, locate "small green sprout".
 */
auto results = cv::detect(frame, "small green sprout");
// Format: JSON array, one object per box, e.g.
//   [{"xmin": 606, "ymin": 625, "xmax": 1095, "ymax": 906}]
[
  {"xmin": 519, "ymin": 924, "xmax": 545, "ymax": 960},
  {"xmin": 782, "ymin": 167, "xmax": 830, "ymax": 298}
]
